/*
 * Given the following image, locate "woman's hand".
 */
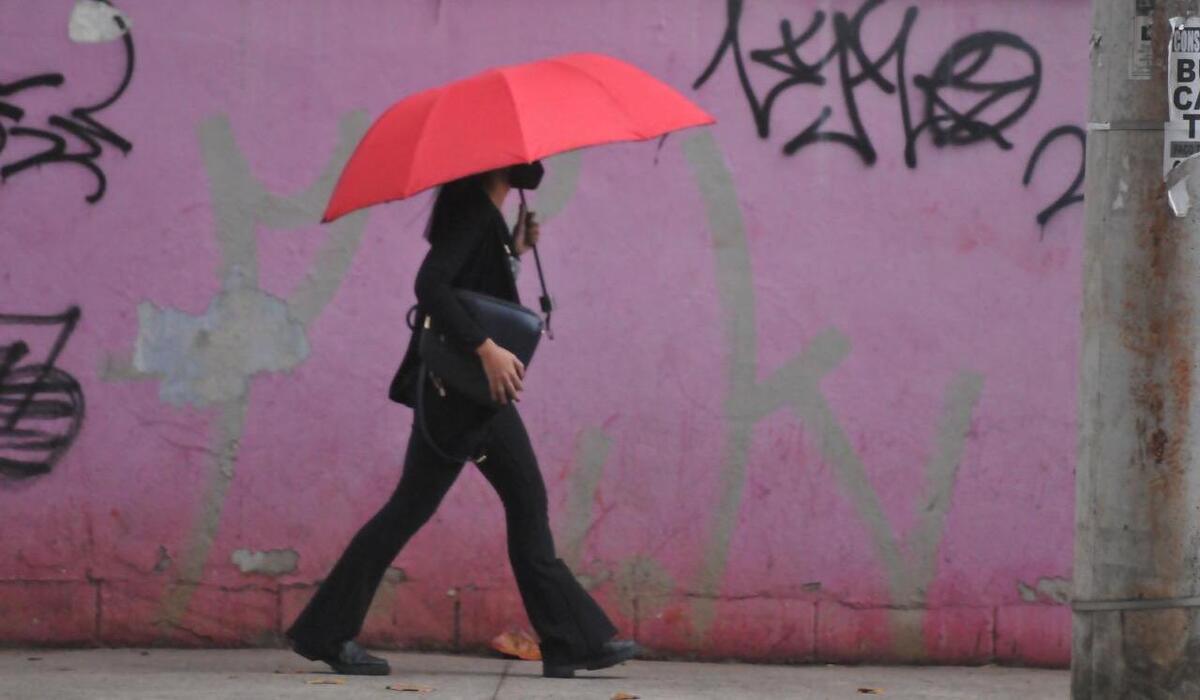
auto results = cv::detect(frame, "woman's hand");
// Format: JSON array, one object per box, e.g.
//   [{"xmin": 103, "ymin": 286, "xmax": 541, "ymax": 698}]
[
  {"xmin": 513, "ymin": 205, "xmax": 540, "ymax": 256},
  {"xmin": 475, "ymin": 338, "xmax": 524, "ymax": 404}
]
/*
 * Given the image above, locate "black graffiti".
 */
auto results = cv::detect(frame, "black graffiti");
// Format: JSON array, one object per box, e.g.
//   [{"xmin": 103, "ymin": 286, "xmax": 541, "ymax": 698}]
[
  {"xmin": 694, "ymin": 0, "xmax": 1078, "ymax": 225},
  {"xmin": 1023, "ymin": 125, "xmax": 1086, "ymax": 230},
  {"xmin": 0, "ymin": 307, "xmax": 85, "ymax": 482},
  {"xmin": 695, "ymin": 0, "xmax": 1041, "ymax": 168},
  {"xmin": 0, "ymin": 8, "xmax": 134, "ymax": 204},
  {"xmin": 911, "ymin": 32, "xmax": 1040, "ymax": 164},
  {"xmin": 695, "ymin": 0, "xmax": 918, "ymax": 165}
]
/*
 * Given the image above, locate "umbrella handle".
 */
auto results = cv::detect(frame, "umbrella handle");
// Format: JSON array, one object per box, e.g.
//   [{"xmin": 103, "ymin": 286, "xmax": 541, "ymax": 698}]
[{"xmin": 518, "ymin": 189, "xmax": 555, "ymax": 339}]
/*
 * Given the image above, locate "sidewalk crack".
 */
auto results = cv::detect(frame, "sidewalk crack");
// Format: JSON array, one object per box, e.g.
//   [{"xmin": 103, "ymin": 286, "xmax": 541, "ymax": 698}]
[{"xmin": 490, "ymin": 660, "xmax": 512, "ymax": 700}]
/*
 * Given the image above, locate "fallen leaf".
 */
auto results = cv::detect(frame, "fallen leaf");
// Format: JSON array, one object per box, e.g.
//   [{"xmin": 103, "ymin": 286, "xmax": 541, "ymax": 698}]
[
  {"xmin": 612, "ymin": 693, "xmax": 640, "ymax": 700},
  {"xmin": 857, "ymin": 689, "xmax": 883, "ymax": 695},
  {"xmin": 388, "ymin": 683, "xmax": 435, "ymax": 693},
  {"xmin": 490, "ymin": 629, "xmax": 542, "ymax": 661},
  {"xmin": 306, "ymin": 677, "xmax": 345, "ymax": 685}
]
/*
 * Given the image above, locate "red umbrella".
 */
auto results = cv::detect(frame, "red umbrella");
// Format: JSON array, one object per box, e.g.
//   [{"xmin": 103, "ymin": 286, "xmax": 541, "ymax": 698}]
[{"xmin": 322, "ymin": 52, "xmax": 714, "ymax": 222}]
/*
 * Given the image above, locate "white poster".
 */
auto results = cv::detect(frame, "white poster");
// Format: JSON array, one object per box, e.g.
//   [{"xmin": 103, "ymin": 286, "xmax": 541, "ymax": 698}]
[
  {"xmin": 1131, "ymin": 0, "xmax": 1154, "ymax": 80},
  {"xmin": 1166, "ymin": 16, "xmax": 1200, "ymax": 176}
]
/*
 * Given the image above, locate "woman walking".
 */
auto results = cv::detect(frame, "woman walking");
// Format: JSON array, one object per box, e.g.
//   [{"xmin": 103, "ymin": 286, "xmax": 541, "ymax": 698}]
[{"xmin": 285, "ymin": 163, "xmax": 638, "ymax": 679}]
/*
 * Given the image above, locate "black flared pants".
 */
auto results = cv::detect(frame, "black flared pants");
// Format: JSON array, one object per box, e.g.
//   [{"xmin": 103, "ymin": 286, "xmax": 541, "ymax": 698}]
[{"xmin": 286, "ymin": 400, "xmax": 616, "ymax": 663}]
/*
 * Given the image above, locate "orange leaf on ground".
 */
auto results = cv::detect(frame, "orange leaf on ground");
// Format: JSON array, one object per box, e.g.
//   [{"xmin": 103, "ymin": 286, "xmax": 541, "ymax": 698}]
[
  {"xmin": 306, "ymin": 677, "xmax": 345, "ymax": 685},
  {"xmin": 490, "ymin": 629, "xmax": 542, "ymax": 660},
  {"xmin": 612, "ymin": 693, "xmax": 640, "ymax": 700}
]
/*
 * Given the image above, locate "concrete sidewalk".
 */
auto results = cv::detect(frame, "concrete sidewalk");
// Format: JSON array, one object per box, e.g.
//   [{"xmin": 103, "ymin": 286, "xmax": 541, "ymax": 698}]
[{"xmin": 0, "ymin": 648, "xmax": 1067, "ymax": 699}]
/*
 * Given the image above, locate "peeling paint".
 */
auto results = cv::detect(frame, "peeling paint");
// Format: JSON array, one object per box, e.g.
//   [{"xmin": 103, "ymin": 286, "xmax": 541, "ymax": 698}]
[
  {"xmin": 68, "ymin": 0, "xmax": 131, "ymax": 43},
  {"xmin": 132, "ymin": 273, "xmax": 310, "ymax": 407},
  {"xmin": 230, "ymin": 548, "xmax": 299, "ymax": 576},
  {"xmin": 1112, "ymin": 178, "xmax": 1128, "ymax": 211},
  {"xmin": 1018, "ymin": 576, "xmax": 1070, "ymax": 604}
]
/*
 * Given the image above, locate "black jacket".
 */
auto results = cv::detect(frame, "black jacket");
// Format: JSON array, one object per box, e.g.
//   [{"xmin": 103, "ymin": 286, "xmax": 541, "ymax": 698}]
[{"xmin": 389, "ymin": 186, "xmax": 520, "ymax": 408}]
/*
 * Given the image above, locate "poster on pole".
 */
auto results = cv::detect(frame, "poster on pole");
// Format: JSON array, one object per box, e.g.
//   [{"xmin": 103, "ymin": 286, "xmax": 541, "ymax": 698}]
[
  {"xmin": 1165, "ymin": 16, "xmax": 1200, "ymax": 177},
  {"xmin": 1132, "ymin": 0, "xmax": 1155, "ymax": 80}
]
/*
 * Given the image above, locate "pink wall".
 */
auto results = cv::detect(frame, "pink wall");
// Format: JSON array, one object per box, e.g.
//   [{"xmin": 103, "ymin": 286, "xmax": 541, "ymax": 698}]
[{"xmin": 1, "ymin": 0, "xmax": 1085, "ymax": 665}]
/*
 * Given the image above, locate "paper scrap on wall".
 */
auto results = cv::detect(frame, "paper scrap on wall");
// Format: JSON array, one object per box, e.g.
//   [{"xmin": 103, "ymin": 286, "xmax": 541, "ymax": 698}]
[{"xmin": 1131, "ymin": 0, "xmax": 1155, "ymax": 80}]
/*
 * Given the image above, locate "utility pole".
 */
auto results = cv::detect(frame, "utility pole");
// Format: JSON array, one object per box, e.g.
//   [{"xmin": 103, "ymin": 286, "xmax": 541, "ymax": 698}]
[{"xmin": 1076, "ymin": 1, "xmax": 1200, "ymax": 697}]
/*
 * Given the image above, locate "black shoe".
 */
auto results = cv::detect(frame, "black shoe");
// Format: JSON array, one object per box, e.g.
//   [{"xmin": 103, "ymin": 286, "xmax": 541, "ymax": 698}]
[
  {"xmin": 542, "ymin": 639, "xmax": 640, "ymax": 679},
  {"xmin": 290, "ymin": 638, "xmax": 390, "ymax": 676}
]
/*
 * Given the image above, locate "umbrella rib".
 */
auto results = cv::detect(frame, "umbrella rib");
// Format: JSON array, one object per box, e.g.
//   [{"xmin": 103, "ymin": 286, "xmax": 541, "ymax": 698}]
[
  {"xmin": 546, "ymin": 58, "xmax": 648, "ymax": 140},
  {"xmin": 404, "ymin": 88, "xmax": 448, "ymax": 196},
  {"xmin": 499, "ymin": 74, "xmax": 533, "ymax": 162}
]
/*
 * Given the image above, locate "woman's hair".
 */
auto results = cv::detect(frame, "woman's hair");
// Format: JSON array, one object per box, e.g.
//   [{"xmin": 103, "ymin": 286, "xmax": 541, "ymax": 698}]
[{"xmin": 422, "ymin": 172, "xmax": 489, "ymax": 242}]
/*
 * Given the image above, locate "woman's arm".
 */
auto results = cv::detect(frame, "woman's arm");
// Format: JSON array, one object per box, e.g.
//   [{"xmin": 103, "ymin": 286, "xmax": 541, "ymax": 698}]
[{"xmin": 414, "ymin": 207, "xmax": 489, "ymax": 351}]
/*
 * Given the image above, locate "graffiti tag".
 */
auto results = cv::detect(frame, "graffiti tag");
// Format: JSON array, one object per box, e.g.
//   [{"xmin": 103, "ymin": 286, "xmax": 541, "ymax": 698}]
[
  {"xmin": 0, "ymin": 307, "xmax": 85, "ymax": 482},
  {"xmin": 0, "ymin": 9, "xmax": 133, "ymax": 203},
  {"xmin": 694, "ymin": 0, "xmax": 1082, "ymax": 228}
]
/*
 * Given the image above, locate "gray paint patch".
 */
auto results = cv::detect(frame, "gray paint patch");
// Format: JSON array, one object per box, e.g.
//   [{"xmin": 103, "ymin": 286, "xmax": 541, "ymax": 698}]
[
  {"xmin": 533, "ymin": 151, "xmax": 583, "ymax": 223},
  {"xmin": 894, "ymin": 372, "xmax": 986, "ymax": 607},
  {"xmin": 231, "ymin": 548, "xmax": 299, "ymax": 576},
  {"xmin": 682, "ymin": 131, "xmax": 985, "ymax": 658},
  {"xmin": 559, "ymin": 427, "xmax": 611, "ymax": 572},
  {"xmin": 681, "ymin": 130, "xmax": 763, "ymax": 640},
  {"xmin": 101, "ymin": 111, "xmax": 371, "ymax": 629},
  {"xmin": 133, "ymin": 275, "xmax": 309, "ymax": 407},
  {"xmin": 501, "ymin": 150, "xmax": 583, "ymax": 232},
  {"xmin": 614, "ymin": 555, "xmax": 675, "ymax": 621},
  {"xmin": 158, "ymin": 397, "xmax": 247, "ymax": 626}
]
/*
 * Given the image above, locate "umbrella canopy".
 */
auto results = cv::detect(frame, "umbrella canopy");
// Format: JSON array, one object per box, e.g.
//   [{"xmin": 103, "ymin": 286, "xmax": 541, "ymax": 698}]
[{"xmin": 322, "ymin": 52, "xmax": 714, "ymax": 222}]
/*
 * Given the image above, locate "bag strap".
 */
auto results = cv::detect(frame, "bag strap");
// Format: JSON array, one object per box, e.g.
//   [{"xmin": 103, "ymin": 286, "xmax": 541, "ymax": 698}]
[
  {"xmin": 517, "ymin": 189, "xmax": 555, "ymax": 339},
  {"xmin": 416, "ymin": 363, "xmax": 487, "ymax": 465}
]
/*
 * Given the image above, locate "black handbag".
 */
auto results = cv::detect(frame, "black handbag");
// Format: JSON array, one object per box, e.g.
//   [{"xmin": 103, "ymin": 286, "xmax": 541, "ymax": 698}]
[
  {"xmin": 415, "ymin": 291, "xmax": 544, "ymax": 464},
  {"xmin": 419, "ymin": 289, "xmax": 544, "ymax": 405}
]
